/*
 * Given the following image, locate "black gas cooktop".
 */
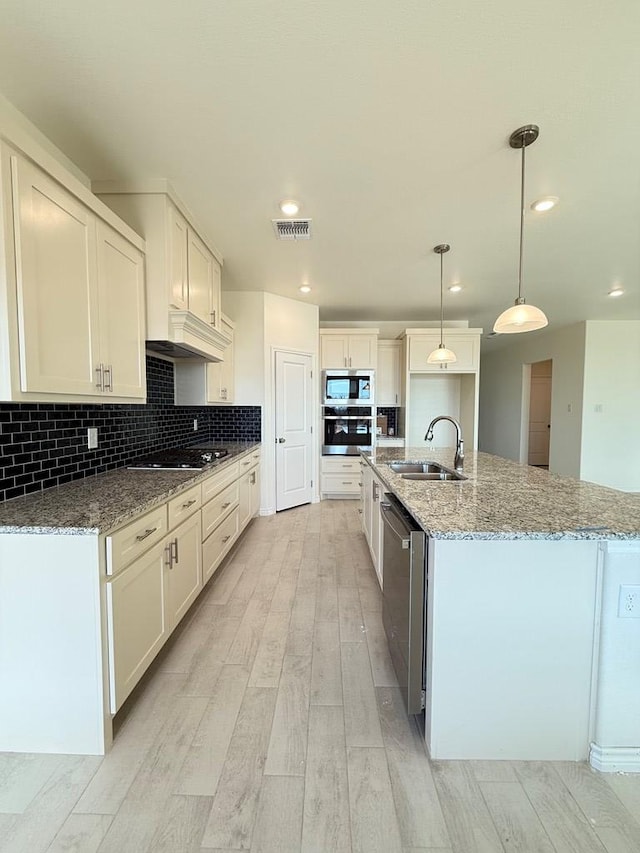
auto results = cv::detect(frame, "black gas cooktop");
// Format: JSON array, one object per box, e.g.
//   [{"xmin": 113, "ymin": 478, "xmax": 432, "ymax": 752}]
[{"xmin": 128, "ymin": 447, "xmax": 229, "ymax": 470}]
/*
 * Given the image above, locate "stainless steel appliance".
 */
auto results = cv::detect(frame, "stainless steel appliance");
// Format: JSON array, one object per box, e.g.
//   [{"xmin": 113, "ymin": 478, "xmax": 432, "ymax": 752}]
[
  {"xmin": 128, "ymin": 447, "xmax": 228, "ymax": 470},
  {"xmin": 322, "ymin": 405, "xmax": 374, "ymax": 456},
  {"xmin": 380, "ymin": 493, "xmax": 426, "ymax": 715},
  {"xmin": 323, "ymin": 369, "xmax": 374, "ymax": 405}
]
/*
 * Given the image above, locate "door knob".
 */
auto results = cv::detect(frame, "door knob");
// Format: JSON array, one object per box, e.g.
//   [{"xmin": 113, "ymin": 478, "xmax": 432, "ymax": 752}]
[{"xmin": 278, "ymin": 437, "xmax": 286, "ymax": 443}]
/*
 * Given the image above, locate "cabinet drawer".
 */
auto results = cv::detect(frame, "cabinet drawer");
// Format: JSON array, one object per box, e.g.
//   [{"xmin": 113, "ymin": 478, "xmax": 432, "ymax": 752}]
[
  {"xmin": 203, "ymin": 507, "xmax": 239, "ymax": 583},
  {"xmin": 168, "ymin": 484, "xmax": 202, "ymax": 530},
  {"xmin": 106, "ymin": 504, "xmax": 168, "ymax": 576},
  {"xmin": 321, "ymin": 473, "xmax": 362, "ymax": 494},
  {"xmin": 321, "ymin": 457, "xmax": 361, "ymax": 474},
  {"xmin": 238, "ymin": 452, "xmax": 259, "ymax": 474},
  {"xmin": 202, "ymin": 479, "xmax": 239, "ymax": 540},
  {"xmin": 201, "ymin": 461, "xmax": 239, "ymax": 503}
]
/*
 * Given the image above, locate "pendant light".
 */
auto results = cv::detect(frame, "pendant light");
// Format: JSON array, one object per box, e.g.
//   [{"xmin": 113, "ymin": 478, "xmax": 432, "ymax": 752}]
[
  {"xmin": 427, "ymin": 244, "xmax": 457, "ymax": 364},
  {"xmin": 493, "ymin": 124, "xmax": 548, "ymax": 334}
]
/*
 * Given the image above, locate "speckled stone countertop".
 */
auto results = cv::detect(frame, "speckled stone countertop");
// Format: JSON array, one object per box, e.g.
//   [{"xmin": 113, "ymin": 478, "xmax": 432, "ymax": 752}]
[
  {"xmin": 366, "ymin": 447, "xmax": 640, "ymax": 541},
  {"xmin": 0, "ymin": 442, "xmax": 260, "ymax": 535}
]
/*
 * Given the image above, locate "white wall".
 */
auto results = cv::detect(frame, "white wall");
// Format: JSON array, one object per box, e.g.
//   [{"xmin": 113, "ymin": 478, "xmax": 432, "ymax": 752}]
[
  {"xmin": 479, "ymin": 323, "xmax": 586, "ymax": 478},
  {"xmin": 223, "ymin": 292, "xmax": 319, "ymax": 514},
  {"xmin": 581, "ymin": 321, "xmax": 640, "ymax": 492}
]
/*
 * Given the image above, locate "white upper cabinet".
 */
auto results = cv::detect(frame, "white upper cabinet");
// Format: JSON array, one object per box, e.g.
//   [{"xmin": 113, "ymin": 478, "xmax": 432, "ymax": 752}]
[
  {"xmin": 320, "ymin": 329, "xmax": 378, "ymax": 369},
  {"xmin": 407, "ymin": 330, "xmax": 480, "ymax": 373},
  {"xmin": 168, "ymin": 204, "xmax": 188, "ymax": 310},
  {"xmin": 174, "ymin": 313, "xmax": 234, "ymax": 406},
  {"xmin": 94, "ymin": 184, "xmax": 226, "ymax": 361},
  {"xmin": 0, "ymin": 146, "xmax": 146, "ymax": 403},
  {"xmin": 96, "ymin": 221, "xmax": 146, "ymax": 399},
  {"xmin": 376, "ymin": 340, "xmax": 402, "ymax": 406}
]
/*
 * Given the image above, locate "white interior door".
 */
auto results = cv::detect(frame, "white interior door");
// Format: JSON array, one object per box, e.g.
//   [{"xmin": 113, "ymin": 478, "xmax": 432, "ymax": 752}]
[
  {"xmin": 275, "ymin": 350, "xmax": 313, "ymax": 511},
  {"xmin": 528, "ymin": 361, "xmax": 552, "ymax": 466}
]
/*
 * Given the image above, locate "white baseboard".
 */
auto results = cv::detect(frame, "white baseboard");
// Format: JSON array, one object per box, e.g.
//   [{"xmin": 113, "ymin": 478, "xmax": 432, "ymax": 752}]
[
  {"xmin": 259, "ymin": 507, "xmax": 276, "ymax": 516},
  {"xmin": 590, "ymin": 743, "xmax": 640, "ymax": 773}
]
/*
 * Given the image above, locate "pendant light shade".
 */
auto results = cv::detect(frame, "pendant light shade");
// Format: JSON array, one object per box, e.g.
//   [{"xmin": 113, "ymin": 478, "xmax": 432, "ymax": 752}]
[
  {"xmin": 427, "ymin": 244, "xmax": 457, "ymax": 364},
  {"xmin": 493, "ymin": 125, "xmax": 548, "ymax": 335}
]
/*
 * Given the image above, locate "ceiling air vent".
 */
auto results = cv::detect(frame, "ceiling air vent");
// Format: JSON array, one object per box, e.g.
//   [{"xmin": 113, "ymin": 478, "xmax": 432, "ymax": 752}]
[{"xmin": 272, "ymin": 219, "xmax": 312, "ymax": 240}]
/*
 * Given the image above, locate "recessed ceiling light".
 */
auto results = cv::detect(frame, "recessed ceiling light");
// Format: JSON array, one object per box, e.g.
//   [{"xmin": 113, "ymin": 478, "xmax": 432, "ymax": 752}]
[
  {"xmin": 299, "ymin": 285, "xmax": 311, "ymax": 294},
  {"xmin": 280, "ymin": 199, "xmax": 299, "ymax": 216},
  {"xmin": 608, "ymin": 287, "xmax": 624, "ymax": 297},
  {"xmin": 531, "ymin": 196, "xmax": 559, "ymax": 212},
  {"xmin": 448, "ymin": 284, "xmax": 462, "ymax": 293}
]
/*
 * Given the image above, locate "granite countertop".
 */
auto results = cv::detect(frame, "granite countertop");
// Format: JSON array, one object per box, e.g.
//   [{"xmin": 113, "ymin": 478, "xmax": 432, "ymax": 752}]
[
  {"xmin": 366, "ymin": 447, "xmax": 640, "ymax": 541},
  {"xmin": 0, "ymin": 442, "xmax": 260, "ymax": 536}
]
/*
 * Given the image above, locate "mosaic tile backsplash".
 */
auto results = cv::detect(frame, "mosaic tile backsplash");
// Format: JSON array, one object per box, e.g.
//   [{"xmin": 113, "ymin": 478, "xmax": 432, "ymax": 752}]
[
  {"xmin": 377, "ymin": 406, "xmax": 398, "ymax": 435},
  {"xmin": 0, "ymin": 356, "xmax": 261, "ymax": 502}
]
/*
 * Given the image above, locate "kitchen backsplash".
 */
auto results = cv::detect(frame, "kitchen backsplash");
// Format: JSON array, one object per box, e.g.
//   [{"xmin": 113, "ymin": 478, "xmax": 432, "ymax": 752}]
[
  {"xmin": 0, "ymin": 356, "xmax": 261, "ymax": 503},
  {"xmin": 377, "ymin": 406, "xmax": 398, "ymax": 435}
]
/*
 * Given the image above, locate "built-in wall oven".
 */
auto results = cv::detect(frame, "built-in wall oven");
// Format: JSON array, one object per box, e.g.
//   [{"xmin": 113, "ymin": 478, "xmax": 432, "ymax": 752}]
[
  {"xmin": 322, "ymin": 405, "xmax": 374, "ymax": 456},
  {"xmin": 380, "ymin": 493, "xmax": 427, "ymax": 716}
]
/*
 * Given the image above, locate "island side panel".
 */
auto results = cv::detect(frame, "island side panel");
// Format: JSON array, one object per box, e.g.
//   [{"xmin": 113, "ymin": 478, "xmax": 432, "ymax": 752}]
[
  {"xmin": 591, "ymin": 541, "xmax": 640, "ymax": 771},
  {"xmin": 425, "ymin": 538, "xmax": 600, "ymax": 760},
  {"xmin": 0, "ymin": 533, "xmax": 107, "ymax": 754}
]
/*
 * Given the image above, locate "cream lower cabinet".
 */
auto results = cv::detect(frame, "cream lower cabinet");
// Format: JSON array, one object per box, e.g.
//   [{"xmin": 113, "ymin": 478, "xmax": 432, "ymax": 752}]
[
  {"xmin": 106, "ymin": 505, "xmax": 202, "ymax": 714},
  {"xmin": 321, "ymin": 456, "xmax": 362, "ymax": 498},
  {"xmin": 360, "ymin": 460, "xmax": 384, "ymax": 588},
  {"xmin": 106, "ymin": 538, "xmax": 168, "ymax": 714},
  {"xmin": 1, "ymin": 146, "xmax": 146, "ymax": 403},
  {"xmin": 238, "ymin": 450, "xmax": 261, "ymax": 528}
]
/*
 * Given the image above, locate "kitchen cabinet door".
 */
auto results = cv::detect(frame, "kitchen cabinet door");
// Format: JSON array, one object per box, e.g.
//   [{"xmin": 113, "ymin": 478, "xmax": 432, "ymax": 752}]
[
  {"xmin": 320, "ymin": 334, "xmax": 349, "ymax": 368},
  {"xmin": 96, "ymin": 220, "xmax": 146, "ymax": 399},
  {"xmin": 168, "ymin": 204, "xmax": 188, "ymax": 310},
  {"xmin": 347, "ymin": 334, "xmax": 377, "ymax": 369},
  {"xmin": 106, "ymin": 539, "xmax": 168, "ymax": 714},
  {"xmin": 207, "ymin": 314, "xmax": 234, "ymax": 403},
  {"xmin": 11, "ymin": 155, "xmax": 101, "ymax": 396},
  {"xmin": 238, "ymin": 467, "xmax": 253, "ymax": 530},
  {"xmin": 377, "ymin": 341, "xmax": 402, "ymax": 405},
  {"xmin": 187, "ymin": 228, "xmax": 218, "ymax": 328},
  {"xmin": 361, "ymin": 462, "xmax": 372, "ymax": 541},
  {"xmin": 166, "ymin": 512, "xmax": 203, "ymax": 629},
  {"xmin": 250, "ymin": 464, "xmax": 261, "ymax": 517},
  {"xmin": 409, "ymin": 334, "xmax": 478, "ymax": 372},
  {"xmin": 370, "ymin": 474, "xmax": 383, "ymax": 588}
]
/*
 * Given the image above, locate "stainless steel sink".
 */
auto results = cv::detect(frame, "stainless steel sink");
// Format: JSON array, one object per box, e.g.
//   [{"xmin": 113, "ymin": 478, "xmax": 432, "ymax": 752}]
[{"xmin": 388, "ymin": 461, "xmax": 467, "ymax": 481}]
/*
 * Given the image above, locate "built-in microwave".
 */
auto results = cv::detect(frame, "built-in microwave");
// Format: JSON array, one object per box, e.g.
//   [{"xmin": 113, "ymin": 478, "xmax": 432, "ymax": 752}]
[{"xmin": 323, "ymin": 370, "xmax": 374, "ymax": 405}]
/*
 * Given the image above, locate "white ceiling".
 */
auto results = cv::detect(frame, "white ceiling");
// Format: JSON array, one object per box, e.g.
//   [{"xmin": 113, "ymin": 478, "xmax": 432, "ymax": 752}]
[{"xmin": 1, "ymin": 0, "xmax": 638, "ymax": 348}]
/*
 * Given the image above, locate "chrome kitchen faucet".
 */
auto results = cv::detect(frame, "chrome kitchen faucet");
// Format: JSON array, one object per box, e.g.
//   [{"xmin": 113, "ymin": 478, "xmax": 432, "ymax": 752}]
[{"xmin": 425, "ymin": 415, "xmax": 464, "ymax": 473}]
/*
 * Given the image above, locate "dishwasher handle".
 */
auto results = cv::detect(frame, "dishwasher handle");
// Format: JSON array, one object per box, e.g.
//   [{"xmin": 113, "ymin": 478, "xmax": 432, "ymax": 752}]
[{"xmin": 380, "ymin": 501, "xmax": 411, "ymax": 548}]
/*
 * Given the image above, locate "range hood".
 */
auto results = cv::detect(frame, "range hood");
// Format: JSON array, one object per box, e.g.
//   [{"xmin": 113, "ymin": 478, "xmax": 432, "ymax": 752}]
[{"xmin": 148, "ymin": 310, "xmax": 231, "ymax": 361}]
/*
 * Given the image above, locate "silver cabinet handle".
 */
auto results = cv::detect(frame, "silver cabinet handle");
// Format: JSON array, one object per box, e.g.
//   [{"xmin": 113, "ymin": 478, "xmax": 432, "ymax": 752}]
[
  {"xmin": 181, "ymin": 499, "xmax": 197, "ymax": 509},
  {"xmin": 171, "ymin": 537, "xmax": 179, "ymax": 564},
  {"xmin": 210, "ymin": 309, "xmax": 217, "ymax": 326},
  {"xmin": 165, "ymin": 543, "xmax": 173, "ymax": 568},
  {"xmin": 136, "ymin": 527, "xmax": 158, "ymax": 542},
  {"xmin": 222, "ymin": 534, "xmax": 231, "ymax": 543},
  {"xmin": 342, "ymin": 481, "xmax": 352, "ymax": 485},
  {"xmin": 250, "ymin": 472, "xmax": 256, "ymax": 484},
  {"xmin": 95, "ymin": 364, "xmax": 104, "ymax": 391},
  {"xmin": 103, "ymin": 365, "xmax": 113, "ymax": 392},
  {"xmin": 395, "ymin": 393, "xmax": 398, "ymax": 404},
  {"xmin": 221, "ymin": 501, "xmax": 231, "ymax": 509},
  {"xmin": 243, "ymin": 460, "xmax": 251, "ymax": 466}
]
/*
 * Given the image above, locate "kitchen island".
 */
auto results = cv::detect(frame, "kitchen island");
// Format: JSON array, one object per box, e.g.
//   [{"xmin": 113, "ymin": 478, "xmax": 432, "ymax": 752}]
[
  {"xmin": 0, "ymin": 443, "xmax": 261, "ymax": 755},
  {"xmin": 363, "ymin": 447, "xmax": 640, "ymax": 769}
]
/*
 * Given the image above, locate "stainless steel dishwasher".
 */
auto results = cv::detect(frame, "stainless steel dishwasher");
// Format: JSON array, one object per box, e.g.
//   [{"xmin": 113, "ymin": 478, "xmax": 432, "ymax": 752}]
[{"xmin": 380, "ymin": 493, "xmax": 426, "ymax": 715}]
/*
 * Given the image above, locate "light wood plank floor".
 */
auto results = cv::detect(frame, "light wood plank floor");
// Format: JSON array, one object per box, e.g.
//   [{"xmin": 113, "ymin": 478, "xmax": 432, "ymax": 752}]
[{"xmin": 1, "ymin": 500, "xmax": 639, "ymax": 853}]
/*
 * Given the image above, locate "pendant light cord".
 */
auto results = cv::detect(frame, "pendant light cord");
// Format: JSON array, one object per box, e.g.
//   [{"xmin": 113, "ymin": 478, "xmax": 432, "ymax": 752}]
[
  {"xmin": 518, "ymin": 141, "xmax": 526, "ymax": 301},
  {"xmin": 439, "ymin": 250, "xmax": 444, "ymax": 346}
]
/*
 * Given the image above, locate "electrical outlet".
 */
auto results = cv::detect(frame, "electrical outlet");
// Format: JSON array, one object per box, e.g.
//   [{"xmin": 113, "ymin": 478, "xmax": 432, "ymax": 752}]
[
  {"xmin": 193, "ymin": 418, "xmax": 198, "ymax": 431},
  {"xmin": 87, "ymin": 427, "xmax": 98, "ymax": 449},
  {"xmin": 618, "ymin": 584, "xmax": 640, "ymax": 618}
]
